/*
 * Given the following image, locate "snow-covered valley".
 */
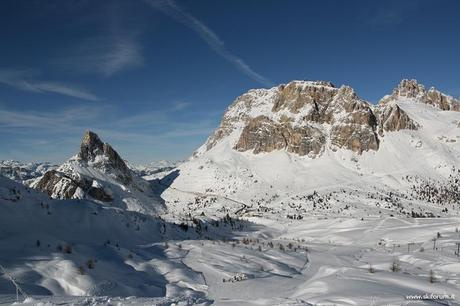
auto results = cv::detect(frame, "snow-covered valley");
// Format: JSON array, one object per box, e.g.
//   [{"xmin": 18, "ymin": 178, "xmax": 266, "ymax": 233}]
[{"xmin": 1, "ymin": 79, "xmax": 460, "ymax": 305}]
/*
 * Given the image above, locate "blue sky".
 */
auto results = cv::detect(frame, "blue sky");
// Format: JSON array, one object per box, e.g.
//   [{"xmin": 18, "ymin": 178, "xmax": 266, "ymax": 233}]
[{"xmin": 0, "ymin": 0, "xmax": 459, "ymax": 164}]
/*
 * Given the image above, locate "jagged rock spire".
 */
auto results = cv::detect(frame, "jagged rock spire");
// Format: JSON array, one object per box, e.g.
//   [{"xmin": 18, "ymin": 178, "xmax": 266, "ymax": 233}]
[
  {"xmin": 79, "ymin": 130, "xmax": 104, "ymax": 161},
  {"xmin": 78, "ymin": 130, "xmax": 131, "ymax": 182},
  {"xmin": 393, "ymin": 79, "xmax": 426, "ymax": 99}
]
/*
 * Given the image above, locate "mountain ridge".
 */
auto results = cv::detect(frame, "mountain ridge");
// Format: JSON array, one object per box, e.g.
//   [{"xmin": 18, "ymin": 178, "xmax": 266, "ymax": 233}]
[
  {"xmin": 163, "ymin": 78, "xmax": 459, "ymax": 219},
  {"xmin": 198, "ymin": 79, "xmax": 459, "ymax": 158}
]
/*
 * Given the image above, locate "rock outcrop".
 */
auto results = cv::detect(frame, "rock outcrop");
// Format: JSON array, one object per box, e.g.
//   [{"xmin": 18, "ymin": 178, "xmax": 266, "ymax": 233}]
[
  {"xmin": 375, "ymin": 103, "xmax": 420, "ymax": 135},
  {"xmin": 380, "ymin": 79, "xmax": 460, "ymax": 111},
  {"xmin": 235, "ymin": 116, "xmax": 326, "ymax": 156},
  {"xmin": 272, "ymin": 81, "xmax": 337, "ymax": 114},
  {"xmin": 35, "ymin": 170, "xmax": 83, "ymax": 199},
  {"xmin": 327, "ymin": 86, "xmax": 380, "ymax": 153}
]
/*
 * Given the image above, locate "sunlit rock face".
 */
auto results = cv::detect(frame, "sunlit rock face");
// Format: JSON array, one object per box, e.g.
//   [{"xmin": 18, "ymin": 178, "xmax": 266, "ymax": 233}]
[{"xmin": 234, "ymin": 115, "xmax": 326, "ymax": 157}]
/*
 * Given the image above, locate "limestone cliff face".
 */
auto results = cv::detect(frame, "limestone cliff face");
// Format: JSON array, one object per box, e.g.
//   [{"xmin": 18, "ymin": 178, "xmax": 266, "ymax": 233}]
[
  {"xmin": 272, "ymin": 81, "xmax": 337, "ymax": 115},
  {"xmin": 235, "ymin": 115, "xmax": 326, "ymax": 157},
  {"xmin": 199, "ymin": 79, "xmax": 457, "ymax": 158},
  {"xmin": 328, "ymin": 86, "xmax": 380, "ymax": 153}
]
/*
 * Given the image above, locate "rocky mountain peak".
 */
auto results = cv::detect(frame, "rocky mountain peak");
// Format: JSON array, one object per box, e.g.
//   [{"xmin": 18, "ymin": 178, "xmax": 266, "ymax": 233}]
[
  {"xmin": 393, "ymin": 79, "xmax": 426, "ymax": 99},
  {"xmin": 33, "ymin": 131, "xmax": 137, "ymax": 203},
  {"xmin": 381, "ymin": 79, "xmax": 460, "ymax": 111},
  {"xmin": 79, "ymin": 130, "xmax": 104, "ymax": 161},
  {"xmin": 78, "ymin": 130, "xmax": 130, "ymax": 177}
]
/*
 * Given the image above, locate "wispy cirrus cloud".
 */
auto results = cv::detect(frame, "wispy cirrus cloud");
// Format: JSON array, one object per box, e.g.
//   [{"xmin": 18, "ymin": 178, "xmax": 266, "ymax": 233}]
[
  {"xmin": 367, "ymin": 1, "xmax": 417, "ymax": 28},
  {"xmin": 59, "ymin": 34, "xmax": 144, "ymax": 77},
  {"xmin": 0, "ymin": 69, "xmax": 100, "ymax": 101},
  {"xmin": 0, "ymin": 102, "xmax": 217, "ymax": 142},
  {"xmin": 144, "ymin": 0, "xmax": 273, "ymax": 87},
  {"xmin": 52, "ymin": 1, "xmax": 145, "ymax": 77}
]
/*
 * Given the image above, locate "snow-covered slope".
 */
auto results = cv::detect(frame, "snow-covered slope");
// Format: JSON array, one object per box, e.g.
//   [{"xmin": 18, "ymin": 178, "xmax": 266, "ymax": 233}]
[
  {"xmin": 3, "ymin": 173, "xmax": 460, "ymax": 305},
  {"xmin": 162, "ymin": 79, "xmax": 459, "ymax": 219},
  {"xmin": 0, "ymin": 160, "xmax": 57, "ymax": 182},
  {"xmin": 0, "ymin": 175, "xmax": 216, "ymax": 304},
  {"xmin": 30, "ymin": 131, "xmax": 165, "ymax": 215}
]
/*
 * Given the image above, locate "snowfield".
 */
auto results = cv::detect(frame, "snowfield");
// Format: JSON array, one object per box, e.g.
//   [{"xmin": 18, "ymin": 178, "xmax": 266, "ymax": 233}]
[{"xmin": 2, "ymin": 171, "xmax": 460, "ymax": 305}]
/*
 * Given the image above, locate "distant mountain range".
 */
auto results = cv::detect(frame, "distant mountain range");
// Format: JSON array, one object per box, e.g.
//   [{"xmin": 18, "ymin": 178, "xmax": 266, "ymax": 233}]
[{"xmin": 0, "ymin": 160, "xmax": 57, "ymax": 182}]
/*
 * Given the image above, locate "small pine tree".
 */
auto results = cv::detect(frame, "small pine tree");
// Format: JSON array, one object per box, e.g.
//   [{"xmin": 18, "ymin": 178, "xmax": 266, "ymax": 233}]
[
  {"xmin": 86, "ymin": 259, "xmax": 95, "ymax": 269},
  {"xmin": 36, "ymin": 240, "xmax": 40, "ymax": 247},
  {"xmin": 78, "ymin": 265, "xmax": 85, "ymax": 275}
]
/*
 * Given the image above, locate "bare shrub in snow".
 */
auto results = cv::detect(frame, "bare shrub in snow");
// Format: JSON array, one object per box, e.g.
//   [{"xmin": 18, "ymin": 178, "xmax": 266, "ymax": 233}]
[
  {"xmin": 429, "ymin": 270, "xmax": 437, "ymax": 283},
  {"xmin": 391, "ymin": 259, "xmax": 400, "ymax": 272},
  {"xmin": 368, "ymin": 264, "xmax": 375, "ymax": 273}
]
